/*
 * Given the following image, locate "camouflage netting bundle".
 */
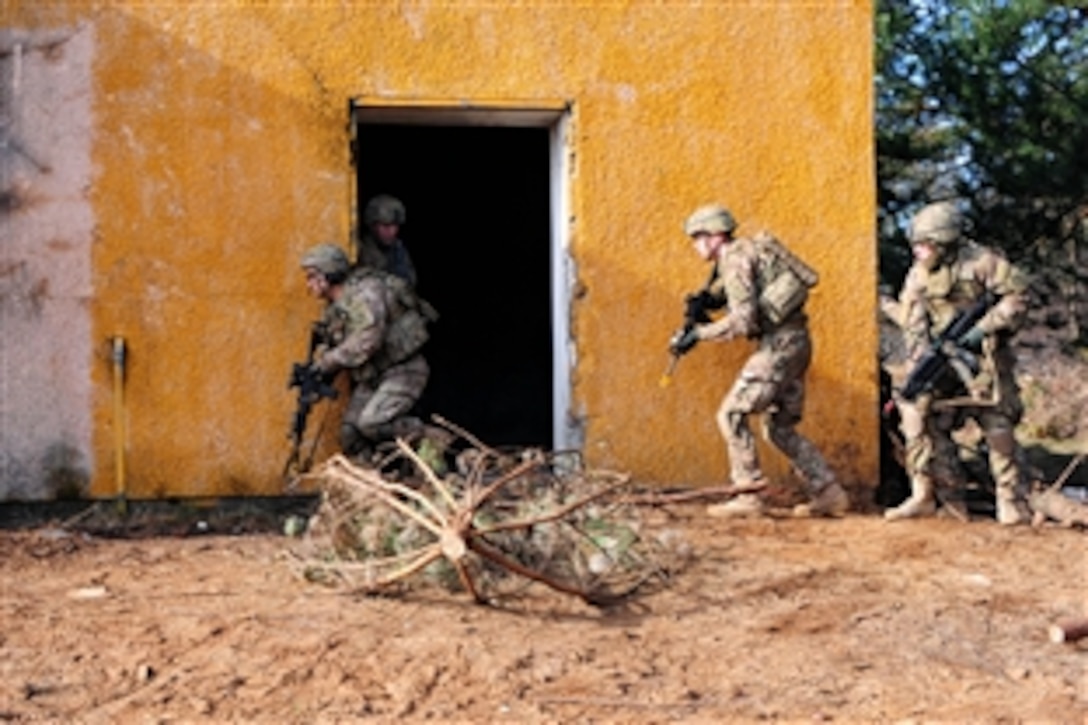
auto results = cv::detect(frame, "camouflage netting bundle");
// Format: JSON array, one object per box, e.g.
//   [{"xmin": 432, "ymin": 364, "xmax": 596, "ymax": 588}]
[{"xmin": 287, "ymin": 436, "xmax": 690, "ymax": 606}]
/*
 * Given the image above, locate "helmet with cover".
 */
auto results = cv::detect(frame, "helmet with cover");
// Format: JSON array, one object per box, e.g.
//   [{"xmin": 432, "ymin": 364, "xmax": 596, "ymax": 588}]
[
  {"xmin": 301, "ymin": 243, "xmax": 350, "ymax": 282},
  {"xmin": 909, "ymin": 201, "xmax": 963, "ymax": 247},
  {"xmin": 364, "ymin": 194, "xmax": 406, "ymax": 226},
  {"xmin": 684, "ymin": 204, "xmax": 737, "ymax": 236}
]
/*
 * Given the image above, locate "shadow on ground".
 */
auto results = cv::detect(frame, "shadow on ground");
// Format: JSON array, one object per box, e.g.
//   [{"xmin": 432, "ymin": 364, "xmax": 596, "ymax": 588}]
[{"xmin": 0, "ymin": 495, "xmax": 320, "ymax": 538}]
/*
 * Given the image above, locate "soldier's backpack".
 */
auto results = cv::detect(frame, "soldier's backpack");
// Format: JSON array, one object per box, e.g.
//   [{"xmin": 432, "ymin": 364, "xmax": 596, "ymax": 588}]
[
  {"xmin": 752, "ymin": 232, "xmax": 820, "ymax": 325},
  {"xmin": 356, "ymin": 268, "xmax": 439, "ymax": 365}
]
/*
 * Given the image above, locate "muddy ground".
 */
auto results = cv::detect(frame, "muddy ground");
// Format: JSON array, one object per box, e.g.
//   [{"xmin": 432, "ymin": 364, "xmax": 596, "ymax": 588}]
[{"xmin": 1, "ymin": 330, "xmax": 1086, "ymax": 722}]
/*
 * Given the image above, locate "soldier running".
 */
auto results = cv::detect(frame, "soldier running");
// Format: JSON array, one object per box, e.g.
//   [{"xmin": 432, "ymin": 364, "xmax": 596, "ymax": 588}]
[{"xmin": 670, "ymin": 204, "xmax": 849, "ymax": 518}]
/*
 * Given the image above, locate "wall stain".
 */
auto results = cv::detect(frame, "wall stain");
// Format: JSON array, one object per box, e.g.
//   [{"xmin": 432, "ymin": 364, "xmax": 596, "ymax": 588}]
[
  {"xmin": 1, "ymin": 136, "xmax": 52, "ymax": 174},
  {"xmin": 0, "ymin": 186, "xmax": 22, "ymax": 214},
  {"xmin": 41, "ymin": 442, "xmax": 90, "ymax": 499},
  {"xmin": 0, "ymin": 261, "xmax": 47, "ymax": 317},
  {"xmin": 0, "ymin": 34, "xmax": 73, "ymax": 59}
]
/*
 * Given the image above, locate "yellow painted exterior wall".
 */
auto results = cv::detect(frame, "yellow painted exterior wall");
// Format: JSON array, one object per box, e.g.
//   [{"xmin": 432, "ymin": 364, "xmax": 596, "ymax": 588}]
[{"xmin": 1, "ymin": 1, "xmax": 876, "ymax": 499}]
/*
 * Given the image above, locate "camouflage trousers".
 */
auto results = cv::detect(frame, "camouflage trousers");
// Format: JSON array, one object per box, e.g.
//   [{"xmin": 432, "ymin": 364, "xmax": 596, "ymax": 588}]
[
  {"xmin": 897, "ymin": 394, "xmax": 1023, "ymax": 497},
  {"xmin": 716, "ymin": 324, "xmax": 835, "ymax": 491},
  {"xmin": 340, "ymin": 355, "xmax": 429, "ymax": 458}
]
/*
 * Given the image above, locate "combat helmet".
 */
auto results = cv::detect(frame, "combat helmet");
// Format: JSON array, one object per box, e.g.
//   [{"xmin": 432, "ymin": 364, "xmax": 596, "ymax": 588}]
[
  {"xmin": 301, "ymin": 243, "xmax": 350, "ymax": 279},
  {"xmin": 909, "ymin": 201, "xmax": 963, "ymax": 246},
  {"xmin": 364, "ymin": 194, "xmax": 406, "ymax": 226},
  {"xmin": 684, "ymin": 204, "xmax": 737, "ymax": 236}
]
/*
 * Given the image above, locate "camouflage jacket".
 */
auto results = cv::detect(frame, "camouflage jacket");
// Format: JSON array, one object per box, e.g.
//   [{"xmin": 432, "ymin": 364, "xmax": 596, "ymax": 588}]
[
  {"xmin": 898, "ymin": 240, "xmax": 1027, "ymax": 411},
  {"xmin": 316, "ymin": 268, "xmax": 433, "ymax": 381},
  {"xmin": 355, "ymin": 234, "xmax": 417, "ymax": 288},
  {"xmin": 898, "ymin": 240, "xmax": 1027, "ymax": 362},
  {"xmin": 699, "ymin": 232, "xmax": 813, "ymax": 341}
]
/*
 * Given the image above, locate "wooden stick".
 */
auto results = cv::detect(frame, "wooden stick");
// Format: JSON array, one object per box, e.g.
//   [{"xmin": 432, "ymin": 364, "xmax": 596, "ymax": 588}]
[
  {"xmin": 467, "ymin": 535, "xmax": 592, "ymax": 601},
  {"xmin": 1049, "ymin": 617, "xmax": 1088, "ymax": 644},
  {"xmin": 326, "ymin": 455, "xmax": 448, "ymax": 534},
  {"xmin": 59, "ymin": 502, "xmax": 103, "ymax": 529},
  {"xmin": 471, "ymin": 453, "xmax": 547, "ymax": 511},
  {"xmin": 432, "ymin": 414, "xmax": 503, "ymax": 460},
  {"xmin": 474, "ymin": 474, "xmax": 631, "ymax": 535},
  {"xmin": 1048, "ymin": 453, "xmax": 1086, "ymax": 493},
  {"xmin": 394, "ymin": 437, "xmax": 459, "ymax": 510},
  {"xmin": 616, "ymin": 481, "xmax": 766, "ymax": 506}
]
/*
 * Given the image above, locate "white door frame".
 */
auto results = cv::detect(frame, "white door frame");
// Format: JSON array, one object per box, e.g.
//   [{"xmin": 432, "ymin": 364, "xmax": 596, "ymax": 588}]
[{"xmin": 351, "ymin": 100, "xmax": 578, "ymax": 452}]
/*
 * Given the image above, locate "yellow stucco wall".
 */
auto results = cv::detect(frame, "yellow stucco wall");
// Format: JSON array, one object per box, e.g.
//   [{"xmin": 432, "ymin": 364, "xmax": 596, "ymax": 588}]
[{"xmin": 3, "ymin": 1, "xmax": 875, "ymax": 498}]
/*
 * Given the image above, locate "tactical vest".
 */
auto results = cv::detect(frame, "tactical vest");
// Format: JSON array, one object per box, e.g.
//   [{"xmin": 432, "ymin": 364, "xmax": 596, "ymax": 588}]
[
  {"xmin": 751, "ymin": 232, "xmax": 819, "ymax": 326},
  {"xmin": 917, "ymin": 243, "xmax": 1000, "ymax": 331},
  {"xmin": 354, "ymin": 268, "xmax": 438, "ymax": 368}
]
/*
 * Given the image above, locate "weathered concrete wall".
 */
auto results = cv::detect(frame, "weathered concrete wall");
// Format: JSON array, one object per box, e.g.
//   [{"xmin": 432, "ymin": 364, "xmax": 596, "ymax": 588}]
[
  {"xmin": 1, "ymin": 1, "xmax": 876, "ymax": 499},
  {"xmin": 1, "ymin": 23, "xmax": 95, "ymax": 499}
]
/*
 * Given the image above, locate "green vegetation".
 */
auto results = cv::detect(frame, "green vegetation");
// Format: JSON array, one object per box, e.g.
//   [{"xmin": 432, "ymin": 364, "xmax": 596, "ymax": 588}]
[{"xmin": 876, "ymin": 1, "xmax": 1087, "ymax": 303}]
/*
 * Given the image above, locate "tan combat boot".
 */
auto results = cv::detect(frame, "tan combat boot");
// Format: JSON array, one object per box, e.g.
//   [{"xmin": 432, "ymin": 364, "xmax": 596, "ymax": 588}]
[
  {"xmin": 884, "ymin": 474, "xmax": 936, "ymax": 520},
  {"xmin": 707, "ymin": 493, "xmax": 765, "ymax": 519},
  {"xmin": 794, "ymin": 481, "xmax": 850, "ymax": 518},
  {"xmin": 995, "ymin": 486, "xmax": 1030, "ymax": 526}
]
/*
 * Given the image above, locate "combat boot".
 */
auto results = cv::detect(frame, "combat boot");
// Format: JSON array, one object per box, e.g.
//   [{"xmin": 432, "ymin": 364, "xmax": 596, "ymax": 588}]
[
  {"xmin": 707, "ymin": 493, "xmax": 765, "ymax": 519},
  {"xmin": 794, "ymin": 481, "xmax": 850, "ymax": 518},
  {"xmin": 344, "ymin": 441, "xmax": 376, "ymax": 470},
  {"xmin": 995, "ymin": 486, "xmax": 1030, "ymax": 526},
  {"xmin": 884, "ymin": 474, "xmax": 936, "ymax": 520}
]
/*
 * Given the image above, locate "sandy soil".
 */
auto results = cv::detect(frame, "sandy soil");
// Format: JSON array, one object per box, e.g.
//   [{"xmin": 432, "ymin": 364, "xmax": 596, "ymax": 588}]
[
  {"xmin": 2, "ymin": 315, "xmax": 1085, "ymax": 723},
  {"xmin": 1, "ymin": 497, "xmax": 1085, "ymax": 723}
]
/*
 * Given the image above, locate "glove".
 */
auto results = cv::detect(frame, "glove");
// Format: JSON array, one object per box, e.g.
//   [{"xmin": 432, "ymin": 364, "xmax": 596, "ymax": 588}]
[
  {"xmin": 684, "ymin": 292, "xmax": 713, "ymax": 324},
  {"xmin": 685, "ymin": 290, "xmax": 725, "ymax": 323},
  {"xmin": 669, "ymin": 326, "xmax": 700, "ymax": 356},
  {"xmin": 957, "ymin": 326, "xmax": 985, "ymax": 351},
  {"xmin": 289, "ymin": 361, "xmax": 319, "ymax": 390},
  {"xmin": 310, "ymin": 345, "xmax": 335, "ymax": 376}
]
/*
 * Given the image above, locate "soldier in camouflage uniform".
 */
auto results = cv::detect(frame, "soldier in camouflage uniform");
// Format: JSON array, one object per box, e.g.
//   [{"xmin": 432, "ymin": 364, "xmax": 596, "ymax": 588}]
[
  {"xmin": 354, "ymin": 194, "xmax": 418, "ymax": 288},
  {"xmin": 300, "ymin": 243, "xmax": 432, "ymax": 463},
  {"xmin": 885, "ymin": 201, "xmax": 1031, "ymax": 525},
  {"xmin": 672, "ymin": 204, "xmax": 849, "ymax": 518}
]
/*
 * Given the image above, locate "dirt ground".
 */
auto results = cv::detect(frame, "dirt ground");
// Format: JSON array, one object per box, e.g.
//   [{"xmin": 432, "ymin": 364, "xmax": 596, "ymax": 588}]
[
  {"xmin": 1, "ymin": 486, "xmax": 1085, "ymax": 723},
  {"xmin": 2, "ymin": 318, "xmax": 1086, "ymax": 723}
]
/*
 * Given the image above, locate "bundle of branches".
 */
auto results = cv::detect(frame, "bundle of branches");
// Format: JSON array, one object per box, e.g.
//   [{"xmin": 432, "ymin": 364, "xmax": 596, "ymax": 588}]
[{"xmin": 287, "ymin": 427, "xmax": 690, "ymax": 606}]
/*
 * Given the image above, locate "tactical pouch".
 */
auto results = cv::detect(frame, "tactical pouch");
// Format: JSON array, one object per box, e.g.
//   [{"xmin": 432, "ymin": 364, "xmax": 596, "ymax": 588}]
[
  {"xmin": 759, "ymin": 269, "xmax": 809, "ymax": 325},
  {"xmin": 383, "ymin": 309, "xmax": 430, "ymax": 364},
  {"xmin": 364, "ymin": 271, "xmax": 437, "ymax": 367},
  {"xmin": 753, "ymin": 232, "xmax": 818, "ymax": 326}
]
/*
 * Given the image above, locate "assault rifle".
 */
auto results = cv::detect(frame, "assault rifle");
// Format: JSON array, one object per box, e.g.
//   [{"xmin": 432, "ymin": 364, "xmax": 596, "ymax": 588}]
[
  {"xmin": 886, "ymin": 291, "xmax": 996, "ymax": 413},
  {"xmin": 660, "ymin": 269, "xmax": 724, "ymax": 387},
  {"xmin": 284, "ymin": 321, "xmax": 339, "ymax": 478}
]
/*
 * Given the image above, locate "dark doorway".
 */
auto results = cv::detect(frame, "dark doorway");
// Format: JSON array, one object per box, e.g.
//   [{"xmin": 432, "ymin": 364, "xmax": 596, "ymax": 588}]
[{"xmin": 354, "ymin": 123, "xmax": 553, "ymax": 448}]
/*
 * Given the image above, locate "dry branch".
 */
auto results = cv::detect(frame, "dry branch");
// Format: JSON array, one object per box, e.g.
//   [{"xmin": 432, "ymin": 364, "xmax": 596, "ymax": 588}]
[
  {"xmin": 616, "ymin": 482, "xmax": 767, "ymax": 506},
  {"xmin": 287, "ymin": 423, "xmax": 690, "ymax": 606}
]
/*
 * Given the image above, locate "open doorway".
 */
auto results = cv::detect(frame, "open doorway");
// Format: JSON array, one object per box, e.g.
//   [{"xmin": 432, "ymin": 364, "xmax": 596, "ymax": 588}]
[{"xmin": 353, "ymin": 119, "xmax": 557, "ymax": 448}]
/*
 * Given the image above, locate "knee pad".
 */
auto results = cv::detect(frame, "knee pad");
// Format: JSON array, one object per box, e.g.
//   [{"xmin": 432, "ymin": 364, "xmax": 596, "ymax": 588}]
[{"xmin": 340, "ymin": 424, "xmax": 371, "ymax": 457}]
